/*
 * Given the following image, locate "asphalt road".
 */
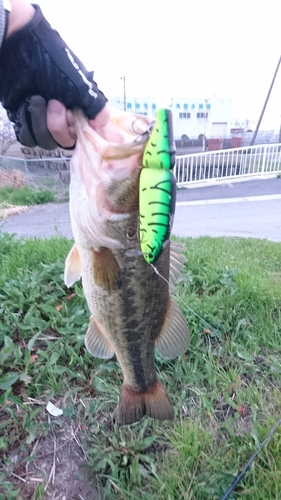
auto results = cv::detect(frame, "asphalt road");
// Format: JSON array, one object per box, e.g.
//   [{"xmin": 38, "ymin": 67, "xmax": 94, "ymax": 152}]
[
  {"xmin": 2, "ymin": 178, "xmax": 281, "ymax": 242},
  {"xmin": 173, "ymin": 198, "xmax": 281, "ymax": 241}
]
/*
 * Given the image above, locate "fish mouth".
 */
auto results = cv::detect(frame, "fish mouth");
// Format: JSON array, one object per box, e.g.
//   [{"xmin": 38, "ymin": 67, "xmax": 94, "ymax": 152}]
[
  {"xmin": 130, "ymin": 129, "xmax": 154, "ymax": 147},
  {"xmin": 131, "ymin": 119, "xmax": 156, "ymax": 146},
  {"xmin": 101, "ymin": 125, "xmax": 155, "ymax": 162}
]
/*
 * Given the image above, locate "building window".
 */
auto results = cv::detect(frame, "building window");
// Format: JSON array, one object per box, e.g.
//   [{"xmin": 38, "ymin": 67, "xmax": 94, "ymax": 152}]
[
  {"xmin": 197, "ymin": 112, "xmax": 208, "ymax": 118},
  {"xmin": 183, "ymin": 103, "xmax": 188, "ymax": 110},
  {"xmin": 179, "ymin": 112, "xmax": 191, "ymax": 119},
  {"xmin": 199, "ymin": 103, "xmax": 204, "ymax": 110}
]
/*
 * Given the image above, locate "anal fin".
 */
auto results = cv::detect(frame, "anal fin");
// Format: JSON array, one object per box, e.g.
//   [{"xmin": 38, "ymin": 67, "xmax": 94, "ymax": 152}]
[
  {"xmin": 118, "ymin": 380, "xmax": 174, "ymax": 425},
  {"xmin": 92, "ymin": 247, "xmax": 121, "ymax": 292},
  {"xmin": 85, "ymin": 317, "xmax": 115, "ymax": 359},
  {"xmin": 156, "ymin": 297, "xmax": 190, "ymax": 359},
  {"xmin": 64, "ymin": 244, "xmax": 82, "ymax": 287}
]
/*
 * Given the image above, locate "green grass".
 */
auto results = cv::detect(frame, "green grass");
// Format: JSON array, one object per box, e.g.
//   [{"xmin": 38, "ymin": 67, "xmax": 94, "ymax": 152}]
[
  {"xmin": 0, "ymin": 186, "xmax": 55, "ymax": 207},
  {"xmin": 0, "ymin": 233, "xmax": 281, "ymax": 499}
]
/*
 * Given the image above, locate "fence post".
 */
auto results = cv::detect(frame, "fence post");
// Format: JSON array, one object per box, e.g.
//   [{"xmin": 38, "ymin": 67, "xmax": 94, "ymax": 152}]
[
  {"xmin": 261, "ymin": 144, "xmax": 267, "ymax": 177},
  {"xmin": 23, "ymin": 158, "xmax": 28, "ymax": 174}
]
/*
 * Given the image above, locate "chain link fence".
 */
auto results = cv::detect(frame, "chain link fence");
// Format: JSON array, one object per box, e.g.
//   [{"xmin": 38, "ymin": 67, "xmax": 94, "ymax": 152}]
[{"xmin": 0, "ymin": 154, "xmax": 71, "ymax": 202}]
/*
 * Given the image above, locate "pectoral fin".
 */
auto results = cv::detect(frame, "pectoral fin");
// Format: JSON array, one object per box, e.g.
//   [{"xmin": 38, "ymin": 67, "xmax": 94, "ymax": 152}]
[
  {"xmin": 155, "ymin": 297, "xmax": 190, "ymax": 359},
  {"xmin": 64, "ymin": 244, "xmax": 82, "ymax": 287},
  {"xmin": 92, "ymin": 247, "xmax": 121, "ymax": 292},
  {"xmin": 85, "ymin": 318, "xmax": 115, "ymax": 359}
]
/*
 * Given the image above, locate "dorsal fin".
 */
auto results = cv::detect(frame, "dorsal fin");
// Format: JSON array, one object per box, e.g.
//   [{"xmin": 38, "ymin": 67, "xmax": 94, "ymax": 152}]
[
  {"xmin": 155, "ymin": 297, "xmax": 190, "ymax": 360},
  {"xmin": 169, "ymin": 241, "xmax": 186, "ymax": 287}
]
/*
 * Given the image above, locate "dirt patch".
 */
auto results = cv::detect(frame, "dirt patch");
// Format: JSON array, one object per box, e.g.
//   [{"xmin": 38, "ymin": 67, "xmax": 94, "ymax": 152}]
[
  {"xmin": 270, "ymin": 271, "xmax": 281, "ymax": 285},
  {"xmin": 2, "ymin": 421, "xmax": 100, "ymax": 500},
  {"xmin": 0, "ymin": 167, "xmax": 30, "ymax": 220},
  {"xmin": 0, "ymin": 168, "xmax": 27, "ymax": 188},
  {"xmin": 213, "ymin": 394, "xmax": 253, "ymax": 436}
]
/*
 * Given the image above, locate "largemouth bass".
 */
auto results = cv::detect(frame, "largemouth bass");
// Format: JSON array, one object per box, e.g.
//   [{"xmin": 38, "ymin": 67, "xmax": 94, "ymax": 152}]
[{"xmin": 64, "ymin": 110, "xmax": 190, "ymax": 425}]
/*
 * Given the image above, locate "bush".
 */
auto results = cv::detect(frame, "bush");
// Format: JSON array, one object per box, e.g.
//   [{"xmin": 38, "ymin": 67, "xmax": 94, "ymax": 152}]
[{"xmin": 0, "ymin": 186, "xmax": 55, "ymax": 206}]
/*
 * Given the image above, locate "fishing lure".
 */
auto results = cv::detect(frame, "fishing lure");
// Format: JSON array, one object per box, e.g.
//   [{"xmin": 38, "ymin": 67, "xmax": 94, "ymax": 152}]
[
  {"xmin": 139, "ymin": 168, "xmax": 176, "ymax": 264},
  {"xmin": 139, "ymin": 108, "xmax": 177, "ymax": 264},
  {"xmin": 142, "ymin": 108, "xmax": 176, "ymax": 170}
]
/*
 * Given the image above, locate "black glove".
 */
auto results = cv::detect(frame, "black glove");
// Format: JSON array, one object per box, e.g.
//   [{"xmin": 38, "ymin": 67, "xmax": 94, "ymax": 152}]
[
  {"xmin": 7, "ymin": 96, "xmax": 59, "ymax": 149},
  {"xmin": 0, "ymin": 4, "xmax": 107, "ymax": 148}
]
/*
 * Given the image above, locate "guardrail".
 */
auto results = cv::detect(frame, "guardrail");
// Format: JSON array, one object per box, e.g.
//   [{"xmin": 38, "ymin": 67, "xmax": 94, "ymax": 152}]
[{"xmin": 174, "ymin": 143, "xmax": 281, "ymax": 186}]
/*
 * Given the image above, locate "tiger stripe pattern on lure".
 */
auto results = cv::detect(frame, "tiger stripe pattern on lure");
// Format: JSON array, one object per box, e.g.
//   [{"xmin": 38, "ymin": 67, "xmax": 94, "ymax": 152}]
[{"xmin": 139, "ymin": 108, "xmax": 177, "ymax": 264}]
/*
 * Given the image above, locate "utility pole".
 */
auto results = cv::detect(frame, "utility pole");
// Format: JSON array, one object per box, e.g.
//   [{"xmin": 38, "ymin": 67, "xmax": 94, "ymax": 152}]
[
  {"xmin": 120, "ymin": 75, "xmax": 126, "ymax": 111},
  {"xmin": 250, "ymin": 56, "xmax": 281, "ymax": 146},
  {"xmin": 203, "ymin": 98, "xmax": 209, "ymax": 151}
]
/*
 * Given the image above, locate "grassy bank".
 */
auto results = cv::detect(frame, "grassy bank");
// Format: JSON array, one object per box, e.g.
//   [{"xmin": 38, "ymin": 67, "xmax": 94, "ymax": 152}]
[
  {"xmin": 0, "ymin": 233, "xmax": 281, "ymax": 499},
  {"xmin": 0, "ymin": 186, "xmax": 55, "ymax": 207}
]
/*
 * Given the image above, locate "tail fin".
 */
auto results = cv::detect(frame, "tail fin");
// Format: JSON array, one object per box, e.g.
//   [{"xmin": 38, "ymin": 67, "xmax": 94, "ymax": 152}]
[{"xmin": 118, "ymin": 380, "xmax": 174, "ymax": 425}]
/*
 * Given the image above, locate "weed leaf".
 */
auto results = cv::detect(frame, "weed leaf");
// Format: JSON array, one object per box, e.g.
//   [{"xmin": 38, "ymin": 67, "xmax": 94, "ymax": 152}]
[
  {"xmin": 0, "ymin": 372, "xmax": 19, "ymax": 390},
  {"xmin": 27, "ymin": 330, "xmax": 42, "ymax": 351}
]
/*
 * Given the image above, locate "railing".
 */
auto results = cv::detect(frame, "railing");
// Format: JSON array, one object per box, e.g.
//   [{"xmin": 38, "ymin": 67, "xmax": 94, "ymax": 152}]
[
  {"xmin": 174, "ymin": 143, "xmax": 281, "ymax": 186},
  {"xmin": 1, "ymin": 142, "xmax": 281, "ymax": 196}
]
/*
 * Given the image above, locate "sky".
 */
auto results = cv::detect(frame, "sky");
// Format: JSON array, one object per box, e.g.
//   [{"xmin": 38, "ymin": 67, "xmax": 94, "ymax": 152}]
[{"xmin": 36, "ymin": 0, "xmax": 281, "ymax": 129}]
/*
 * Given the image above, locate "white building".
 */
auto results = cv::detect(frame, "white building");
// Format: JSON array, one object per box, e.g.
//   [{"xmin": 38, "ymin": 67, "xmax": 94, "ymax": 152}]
[{"xmin": 107, "ymin": 96, "xmax": 233, "ymax": 140}]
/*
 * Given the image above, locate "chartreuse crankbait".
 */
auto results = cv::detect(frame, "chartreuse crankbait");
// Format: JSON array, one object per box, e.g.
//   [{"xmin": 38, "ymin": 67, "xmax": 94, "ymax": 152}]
[{"xmin": 139, "ymin": 108, "xmax": 177, "ymax": 264}]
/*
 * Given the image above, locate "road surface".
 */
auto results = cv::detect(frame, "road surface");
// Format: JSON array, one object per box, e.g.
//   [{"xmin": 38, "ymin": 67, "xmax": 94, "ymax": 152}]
[{"xmin": 2, "ymin": 178, "xmax": 281, "ymax": 242}]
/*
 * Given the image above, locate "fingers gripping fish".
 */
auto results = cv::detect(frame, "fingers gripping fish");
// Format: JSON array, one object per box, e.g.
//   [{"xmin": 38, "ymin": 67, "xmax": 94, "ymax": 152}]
[{"xmin": 64, "ymin": 110, "xmax": 190, "ymax": 425}]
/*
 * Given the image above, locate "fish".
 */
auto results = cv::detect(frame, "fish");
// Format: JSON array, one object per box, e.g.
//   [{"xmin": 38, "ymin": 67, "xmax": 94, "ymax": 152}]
[{"xmin": 64, "ymin": 109, "xmax": 190, "ymax": 425}]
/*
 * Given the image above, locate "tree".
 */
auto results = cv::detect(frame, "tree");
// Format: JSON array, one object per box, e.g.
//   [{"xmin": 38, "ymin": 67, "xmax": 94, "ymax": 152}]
[{"xmin": 0, "ymin": 104, "xmax": 16, "ymax": 155}]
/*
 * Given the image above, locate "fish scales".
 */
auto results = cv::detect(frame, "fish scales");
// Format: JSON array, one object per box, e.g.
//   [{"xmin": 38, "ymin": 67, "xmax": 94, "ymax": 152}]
[
  {"xmin": 79, "ymin": 245, "xmax": 169, "ymax": 391},
  {"xmin": 64, "ymin": 110, "xmax": 190, "ymax": 425}
]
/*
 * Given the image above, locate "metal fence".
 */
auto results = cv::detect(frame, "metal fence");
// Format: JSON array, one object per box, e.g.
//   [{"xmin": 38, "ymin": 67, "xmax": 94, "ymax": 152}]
[
  {"xmin": 0, "ymin": 155, "xmax": 71, "ymax": 201},
  {"xmin": 1, "ymin": 142, "xmax": 281, "ymax": 196},
  {"xmin": 174, "ymin": 143, "xmax": 281, "ymax": 186}
]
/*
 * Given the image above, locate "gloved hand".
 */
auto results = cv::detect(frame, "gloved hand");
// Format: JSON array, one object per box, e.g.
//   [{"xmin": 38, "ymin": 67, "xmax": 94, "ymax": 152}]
[
  {"xmin": 7, "ymin": 95, "xmax": 61, "ymax": 149},
  {"xmin": 0, "ymin": 4, "xmax": 107, "ymax": 149}
]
